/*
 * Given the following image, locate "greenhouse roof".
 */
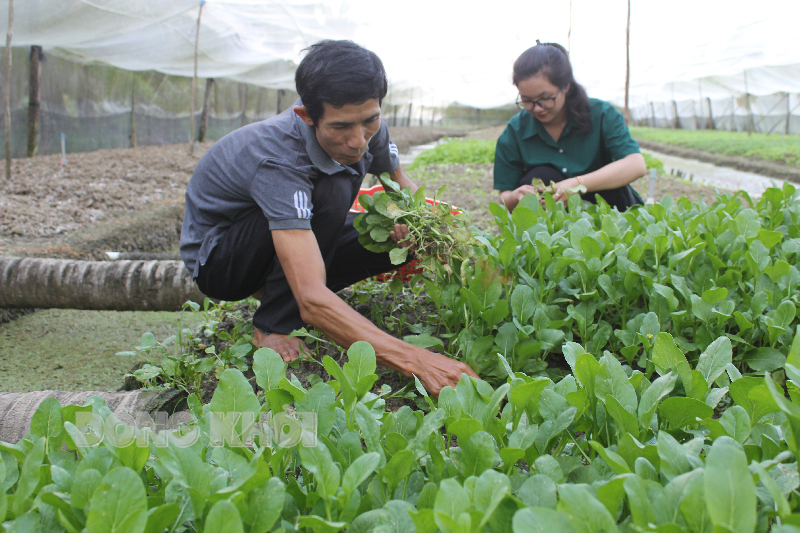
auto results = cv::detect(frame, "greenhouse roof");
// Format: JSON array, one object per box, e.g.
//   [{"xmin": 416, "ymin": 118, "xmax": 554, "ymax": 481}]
[{"xmin": 2, "ymin": 0, "xmax": 799, "ymax": 108}]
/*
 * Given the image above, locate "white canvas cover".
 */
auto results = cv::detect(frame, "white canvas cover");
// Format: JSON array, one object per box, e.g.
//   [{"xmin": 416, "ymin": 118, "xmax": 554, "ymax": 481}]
[{"xmin": 2, "ymin": 0, "xmax": 799, "ymax": 128}]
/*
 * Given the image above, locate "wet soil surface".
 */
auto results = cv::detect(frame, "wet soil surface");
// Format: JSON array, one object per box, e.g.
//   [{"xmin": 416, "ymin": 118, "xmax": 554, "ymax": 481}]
[{"xmin": 636, "ymin": 140, "xmax": 800, "ymax": 183}]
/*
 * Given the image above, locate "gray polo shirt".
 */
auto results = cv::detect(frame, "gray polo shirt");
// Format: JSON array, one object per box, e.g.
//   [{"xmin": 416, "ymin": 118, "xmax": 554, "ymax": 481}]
[{"xmin": 180, "ymin": 102, "xmax": 400, "ymax": 277}]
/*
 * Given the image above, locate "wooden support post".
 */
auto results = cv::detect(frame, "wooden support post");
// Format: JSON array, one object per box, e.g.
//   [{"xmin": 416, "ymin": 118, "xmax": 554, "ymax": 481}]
[
  {"xmin": 672, "ymin": 100, "xmax": 679, "ymax": 129},
  {"xmin": 406, "ymin": 102, "xmax": 413, "ymax": 127},
  {"xmin": 696, "ymin": 80, "xmax": 703, "ymax": 130},
  {"xmin": 786, "ymin": 93, "xmax": 791, "ymax": 137},
  {"xmin": 241, "ymin": 84, "xmax": 248, "ymax": 127},
  {"xmin": 197, "ymin": 78, "xmax": 213, "ymax": 142},
  {"xmin": 189, "ymin": 1, "xmax": 204, "ymax": 153},
  {"xmin": 27, "ymin": 45, "xmax": 41, "ymax": 157},
  {"xmin": 392, "ymin": 105, "xmax": 398, "ymax": 127},
  {"xmin": 276, "ymin": 89, "xmax": 284, "ymax": 115},
  {"xmin": 743, "ymin": 70, "xmax": 754, "ymax": 135},
  {"xmin": 419, "ymin": 105, "xmax": 424, "ymax": 127},
  {"xmin": 4, "ymin": 0, "xmax": 13, "ymax": 180},
  {"xmin": 129, "ymin": 72, "xmax": 136, "ymax": 148},
  {"xmin": 691, "ymin": 100, "xmax": 699, "ymax": 130},
  {"xmin": 255, "ymin": 87, "xmax": 264, "ymax": 119},
  {"xmin": 213, "ymin": 75, "xmax": 218, "ymax": 117},
  {"xmin": 623, "ymin": 0, "xmax": 631, "ymax": 124},
  {"xmin": 650, "ymin": 102, "xmax": 655, "ymax": 127},
  {"xmin": 706, "ymin": 97, "xmax": 714, "ymax": 130}
]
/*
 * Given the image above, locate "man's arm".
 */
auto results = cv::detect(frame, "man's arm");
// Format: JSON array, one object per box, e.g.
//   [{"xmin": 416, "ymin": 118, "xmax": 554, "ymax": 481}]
[
  {"xmin": 272, "ymin": 228, "xmax": 479, "ymax": 396},
  {"xmin": 389, "ymin": 164, "xmax": 417, "ymax": 192}
]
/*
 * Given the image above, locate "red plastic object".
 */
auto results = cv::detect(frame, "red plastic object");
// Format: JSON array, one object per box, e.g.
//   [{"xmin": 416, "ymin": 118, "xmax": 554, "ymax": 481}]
[{"xmin": 350, "ymin": 184, "xmax": 460, "ymax": 282}]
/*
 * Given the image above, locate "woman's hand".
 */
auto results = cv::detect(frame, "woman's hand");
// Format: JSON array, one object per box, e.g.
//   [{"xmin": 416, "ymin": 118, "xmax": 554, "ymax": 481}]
[
  {"xmin": 499, "ymin": 184, "xmax": 540, "ymax": 212},
  {"xmin": 538, "ymin": 177, "xmax": 583, "ymax": 208}
]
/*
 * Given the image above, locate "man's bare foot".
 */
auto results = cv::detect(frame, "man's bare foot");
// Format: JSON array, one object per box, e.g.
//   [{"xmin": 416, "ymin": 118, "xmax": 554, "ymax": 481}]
[{"xmin": 253, "ymin": 329, "xmax": 308, "ymax": 362}]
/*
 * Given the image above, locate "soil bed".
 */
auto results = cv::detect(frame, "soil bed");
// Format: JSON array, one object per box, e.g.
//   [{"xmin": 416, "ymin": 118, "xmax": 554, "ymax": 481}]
[{"xmin": 0, "ymin": 125, "xmax": 744, "ymax": 396}]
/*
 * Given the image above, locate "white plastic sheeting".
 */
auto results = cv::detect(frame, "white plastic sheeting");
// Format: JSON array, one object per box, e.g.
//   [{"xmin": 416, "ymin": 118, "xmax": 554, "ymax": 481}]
[
  {"xmin": 344, "ymin": 0, "xmax": 800, "ymax": 110},
  {"xmin": 1, "ymin": 0, "xmax": 799, "ymax": 112},
  {"xmin": 1, "ymin": 0, "xmax": 353, "ymax": 88}
]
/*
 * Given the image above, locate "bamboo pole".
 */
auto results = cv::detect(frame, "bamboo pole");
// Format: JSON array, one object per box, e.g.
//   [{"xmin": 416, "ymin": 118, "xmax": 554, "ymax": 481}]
[
  {"xmin": 197, "ymin": 78, "xmax": 213, "ymax": 142},
  {"xmin": 649, "ymin": 102, "xmax": 656, "ymax": 127},
  {"xmin": 189, "ymin": 0, "xmax": 204, "ymax": 152},
  {"xmin": 623, "ymin": 0, "xmax": 631, "ymax": 124},
  {"xmin": 129, "ymin": 72, "xmax": 136, "ymax": 148},
  {"xmin": 276, "ymin": 89, "xmax": 284, "ymax": 115},
  {"xmin": 4, "ymin": 0, "xmax": 14, "ymax": 180},
  {"xmin": 240, "ymin": 83, "xmax": 248, "ymax": 127},
  {"xmin": 743, "ymin": 70, "xmax": 754, "ymax": 135},
  {"xmin": 786, "ymin": 93, "xmax": 792, "ymax": 137},
  {"xmin": 672, "ymin": 100, "xmax": 679, "ymax": 129},
  {"xmin": 697, "ymin": 80, "xmax": 703, "ymax": 130},
  {"xmin": 707, "ymin": 97, "xmax": 714, "ymax": 130},
  {"xmin": 567, "ymin": 0, "xmax": 572, "ymax": 53},
  {"xmin": 27, "ymin": 46, "xmax": 41, "ymax": 157},
  {"xmin": 406, "ymin": 90, "xmax": 413, "ymax": 127}
]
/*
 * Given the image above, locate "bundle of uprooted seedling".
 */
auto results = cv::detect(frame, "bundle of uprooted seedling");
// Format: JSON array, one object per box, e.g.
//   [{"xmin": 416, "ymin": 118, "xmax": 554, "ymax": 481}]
[{"xmin": 353, "ymin": 180, "xmax": 474, "ymax": 277}]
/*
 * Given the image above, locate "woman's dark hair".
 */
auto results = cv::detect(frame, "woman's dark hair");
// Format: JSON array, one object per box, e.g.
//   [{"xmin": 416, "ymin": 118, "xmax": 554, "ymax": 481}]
[
  {"xmin": 512, "ymin": 41, "xmax": 592, "ymax": 134},
  {"xmin": 295, "ymin": 40, "xmax": 388, "ymax": 125}
]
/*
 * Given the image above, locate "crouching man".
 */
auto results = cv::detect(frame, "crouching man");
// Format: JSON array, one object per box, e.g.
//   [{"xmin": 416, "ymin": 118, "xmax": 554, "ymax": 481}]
[{"xmin": 180, "ymin": 40, "xmax": 478, "ymax": 396}]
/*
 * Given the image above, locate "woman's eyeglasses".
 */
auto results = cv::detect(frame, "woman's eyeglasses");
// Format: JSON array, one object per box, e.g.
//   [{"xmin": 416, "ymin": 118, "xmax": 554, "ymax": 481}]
[{"xmin": 516, "ymin": 90, "xmax": 562, "ymax": 111}]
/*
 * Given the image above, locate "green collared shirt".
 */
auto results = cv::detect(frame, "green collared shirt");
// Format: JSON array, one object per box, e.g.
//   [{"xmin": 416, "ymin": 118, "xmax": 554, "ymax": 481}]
[{"xmin": 494, "ymin": 98, "xmax": 640, "ymax": 191}]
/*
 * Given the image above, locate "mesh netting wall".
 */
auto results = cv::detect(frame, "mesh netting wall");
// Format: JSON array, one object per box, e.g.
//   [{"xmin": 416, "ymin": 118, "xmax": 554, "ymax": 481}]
[
  {"xmin": 631, "ymin": 93, "xmax": 800, "ymax": 135},
  {"xmin": 0, "ymin": 47, "xmax": 298, "ymax": 157},
  {"xmin": 0, "ymin": 109, "xmax": 274, "ymax": 157}
]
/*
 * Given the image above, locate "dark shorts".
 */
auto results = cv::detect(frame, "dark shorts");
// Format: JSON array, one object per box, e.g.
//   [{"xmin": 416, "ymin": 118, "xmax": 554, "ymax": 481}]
[{"xmin": 196, "ymin": 175, "xmax": 405, "ymax": 334}]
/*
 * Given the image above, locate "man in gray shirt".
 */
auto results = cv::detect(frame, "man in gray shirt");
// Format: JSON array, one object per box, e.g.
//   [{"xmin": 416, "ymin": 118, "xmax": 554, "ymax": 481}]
[{"xmin": 181, "ymin": 40, "xmax": 477, "ymax": 396}]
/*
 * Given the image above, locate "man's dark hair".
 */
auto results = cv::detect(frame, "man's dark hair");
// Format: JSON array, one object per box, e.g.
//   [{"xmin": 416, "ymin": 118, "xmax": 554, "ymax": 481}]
[
  {"xmin": 295, "ymin": 40, "xmax": 388, "ymax": 125},
  {"xmin": 512, "ymin": 41, "xmax": 592, "ymax": 134}
]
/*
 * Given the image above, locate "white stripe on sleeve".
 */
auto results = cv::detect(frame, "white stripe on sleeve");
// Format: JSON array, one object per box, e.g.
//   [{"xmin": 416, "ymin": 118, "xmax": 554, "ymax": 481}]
[{"xmin": 294, "ymin": 191, "xmax": 311, "ymax": 219}]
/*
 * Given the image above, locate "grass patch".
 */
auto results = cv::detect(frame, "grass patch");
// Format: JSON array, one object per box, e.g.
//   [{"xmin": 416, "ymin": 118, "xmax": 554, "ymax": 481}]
[
  {"xmin": 0, "ymin": 309, "xmax": 196, "ymax": 392},
  {"xmin": 631, "ymin": 126, "xmax": 800, "ymax": 167},
  {"xmin": 409, "ymin": 137, "xmax": 665, "ymax": 177},
  {"xmin": 408, "ymin": 139, "xmax": 496, "ymax": 168}
]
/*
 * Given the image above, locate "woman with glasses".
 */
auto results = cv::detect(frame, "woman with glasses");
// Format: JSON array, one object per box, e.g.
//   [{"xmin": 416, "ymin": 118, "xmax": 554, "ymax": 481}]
[{"xmin": 494, "ymin": 41, "xmax": 646, "ymax": 212}]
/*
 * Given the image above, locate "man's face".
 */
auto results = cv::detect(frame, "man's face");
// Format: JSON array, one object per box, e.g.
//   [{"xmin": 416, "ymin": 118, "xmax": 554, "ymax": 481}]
[{"xmin": 296, "ymin": 99, "xmax": 382, "ymax": 166}]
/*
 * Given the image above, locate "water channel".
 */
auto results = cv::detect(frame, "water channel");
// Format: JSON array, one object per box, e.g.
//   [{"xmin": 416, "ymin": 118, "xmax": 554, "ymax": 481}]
[{"xmin": 635, "ymin": 150, "xmax": 784, "ymax": 198}]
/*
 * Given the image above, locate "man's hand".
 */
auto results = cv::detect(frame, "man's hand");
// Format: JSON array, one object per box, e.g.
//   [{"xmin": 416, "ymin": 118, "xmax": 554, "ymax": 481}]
[
  {"xmin": 389, "ymin": 223, "xmax": 412, "ymax": 247},
  {"xmin": 402, "ymin": 349, "xmax": 480, "ymax": 397},
  {"xmin": 272, "ymin": 228, "xmax": 477, "ymax": 396}
]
